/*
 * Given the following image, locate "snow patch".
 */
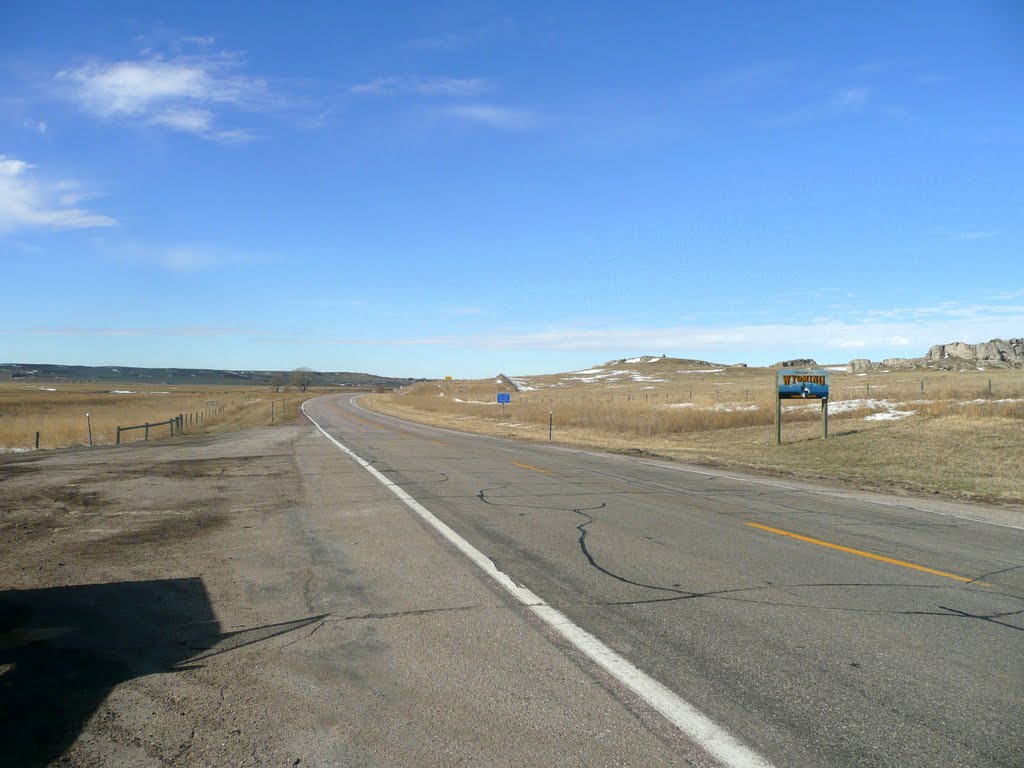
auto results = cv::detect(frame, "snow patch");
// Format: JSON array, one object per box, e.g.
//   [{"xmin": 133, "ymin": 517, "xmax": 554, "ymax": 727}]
[
  {"xmin": 676, "ymin": 369, "xmax": 724, "ymax": 374},
  {"xmin": 510, "ymin": 378, "xmax": 538, "ymax": 391},
  {"xmin": 865, "ymin": 410, "xmax": 916, "ymax": 421},
  {"xmin": 828, "ymin": 398, "xmax": 896, "ymax": 415}
]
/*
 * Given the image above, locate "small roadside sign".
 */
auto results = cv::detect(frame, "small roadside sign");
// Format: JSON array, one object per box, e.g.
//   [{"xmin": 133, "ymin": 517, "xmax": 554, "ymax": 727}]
[{"xmin": 497, "ymin": 393, "xmax": 511, "ymax": 404}]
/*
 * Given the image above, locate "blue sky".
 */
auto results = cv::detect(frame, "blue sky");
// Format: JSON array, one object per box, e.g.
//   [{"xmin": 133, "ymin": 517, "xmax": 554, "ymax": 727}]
[{"xmin": 2, "ymin": 2, "xmax": 1022, "ymax": 378}]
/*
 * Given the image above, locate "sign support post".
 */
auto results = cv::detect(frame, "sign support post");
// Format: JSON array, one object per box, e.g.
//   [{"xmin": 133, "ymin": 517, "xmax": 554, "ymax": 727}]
[{"xmin": 775, "ymin": 396, "xmax": 782, "ymax": 446}]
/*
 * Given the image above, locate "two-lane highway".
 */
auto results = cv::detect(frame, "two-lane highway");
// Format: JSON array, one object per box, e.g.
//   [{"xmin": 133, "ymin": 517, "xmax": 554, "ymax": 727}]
[{"xmin": 304, "ymin": 394, "xmax": 1024, "ymax": 767}]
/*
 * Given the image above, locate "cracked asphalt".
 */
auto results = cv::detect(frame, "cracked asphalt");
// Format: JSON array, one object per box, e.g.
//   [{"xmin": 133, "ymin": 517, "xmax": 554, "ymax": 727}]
[{"xmin": 2, "ymin": 392, "xmax": 1022, "ymax": 767}]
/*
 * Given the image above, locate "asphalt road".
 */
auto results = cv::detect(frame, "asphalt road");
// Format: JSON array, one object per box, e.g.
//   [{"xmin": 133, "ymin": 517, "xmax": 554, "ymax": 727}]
[{"xmin": 303, "ymin": 394, "xmax": 1024, "ymax": 768}]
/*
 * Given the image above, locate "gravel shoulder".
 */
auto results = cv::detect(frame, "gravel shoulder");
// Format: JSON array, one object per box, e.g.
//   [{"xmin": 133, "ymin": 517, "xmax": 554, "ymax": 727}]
[{"xmin": 0, "ymin": 424, "xmax": 684, "ymax": 767}]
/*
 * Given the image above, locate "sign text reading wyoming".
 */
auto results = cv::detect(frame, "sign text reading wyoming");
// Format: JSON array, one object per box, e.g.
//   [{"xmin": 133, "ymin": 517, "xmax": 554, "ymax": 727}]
[{"xmin": 780, "ymin": 373, "xmax": 827, "ymax": 386}]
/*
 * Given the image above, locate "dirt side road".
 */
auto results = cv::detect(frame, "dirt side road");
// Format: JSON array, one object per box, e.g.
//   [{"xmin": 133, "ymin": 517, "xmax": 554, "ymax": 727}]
[{"xmin": 0, "ymin": 424, "xmax": 685, "ymax": 767}]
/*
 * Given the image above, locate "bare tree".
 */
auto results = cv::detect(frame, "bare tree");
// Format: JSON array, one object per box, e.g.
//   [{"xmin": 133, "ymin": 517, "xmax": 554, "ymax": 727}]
[
  {"xmin": 291, "ymin": 367, "xmax": 314, "ymax": 393},
  {"xmin": 270, "ymin": 372, "xmax": 285, "ymax": 393}
]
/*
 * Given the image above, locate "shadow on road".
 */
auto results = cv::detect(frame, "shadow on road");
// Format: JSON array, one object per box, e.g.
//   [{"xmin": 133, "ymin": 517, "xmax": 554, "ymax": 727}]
[{"xmin": 0, "ymin": 578, "xmax": 326, "ymax": 766}]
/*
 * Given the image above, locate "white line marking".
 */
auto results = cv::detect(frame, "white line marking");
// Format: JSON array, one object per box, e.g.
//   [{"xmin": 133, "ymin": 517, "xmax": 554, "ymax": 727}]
[{"xmin": 302, "ymin": 400, "xmax": 775, "ymax": 768}]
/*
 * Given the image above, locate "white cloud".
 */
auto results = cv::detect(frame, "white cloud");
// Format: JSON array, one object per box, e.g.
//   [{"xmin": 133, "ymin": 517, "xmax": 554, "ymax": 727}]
[
  {"xmin": 0, "ymin": 155, "xmax": 116, "ymax": 233},
  {"xmin": 149, "ymin": 107, "xmax": 214, "ymax": 133},
  {"xmin": 280, "ymin": 299, "xmax": 1024, "ymax": 364},
  {"xmin": 180, "ymin": 35, "xmax": 216, "ymax": 48},
  {"xmin": 350, "ymin": 75, "xmax": 489, "ymax": 97},
  {"xmin": 0, "ymin": 326, "xmax": 271, "ymax": 338},
  {"xmin": 936, "ymin": 229, "xmax": 998, "ymax": 241},
  {"xmin": 107, "ymin": 241, "xmax": 264, "ymax": 272},
  {"xmin": 444, "ymin": 104, "xmax": 536, "ymax": 129},
  {"xmin": 56, "ymin": 53, "xmax": 271, "ymax": 140},
  {"xmin": 831, "ymin": 87, "xmax": 871, "ymax": 112}
]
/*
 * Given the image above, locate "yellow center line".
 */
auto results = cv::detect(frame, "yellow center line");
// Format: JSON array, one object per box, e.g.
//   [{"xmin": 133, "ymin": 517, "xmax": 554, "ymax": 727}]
[
  {"xmin": 432, "ymin": 440, "xmax": 450, "ymax": 447},
  {"xmin": 745, "ymin": 522, "xmax": 989, "ymax": 586},
  {"xmin": 513, "ymin": 461, "xmax": 549, "ymax": 474}
]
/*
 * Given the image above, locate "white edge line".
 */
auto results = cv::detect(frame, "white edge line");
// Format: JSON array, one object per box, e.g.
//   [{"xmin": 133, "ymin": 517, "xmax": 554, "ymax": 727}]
[{"xmin": 301, "ymin": 399, "xmax": 775, "ymax": 768}]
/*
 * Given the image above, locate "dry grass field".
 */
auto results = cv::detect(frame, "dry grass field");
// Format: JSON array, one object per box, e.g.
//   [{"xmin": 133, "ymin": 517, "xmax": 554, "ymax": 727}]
[
  {"xmin": 365, "ymin": 357, "xmax": 1024, "ymax": 505},
  {"xmin": 0, "ymin": 382, "xmax": 313, "ymax": 451}
]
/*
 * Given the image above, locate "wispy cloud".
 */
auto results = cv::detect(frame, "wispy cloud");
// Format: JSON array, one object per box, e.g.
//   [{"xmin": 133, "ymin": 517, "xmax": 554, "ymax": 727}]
[
  {"xmin": 691, "ymin": 60, "xmax": 796, "ymax": 100},
  {"xmin": 56, "ymin": 52, "xmax": 273, "ymax": 141},
  {"xmin": 0, "ymin": 326, "xmax": 273, "ymax": 338},
  {"xmin": 442, "ymin": 306, "xmax": 486, "ymax": 316},
  {"xmin": 764, "ymin": 77, "xmax": 881, "ymax": 126},
  {"xmin": 7, "ymin": 297, "xmax": 1019, "ymax": 368},
  {"xmin": 283, "ymin": 299, "xmax": 1024, "ymax": 363},
  {"xmin": 934, "ymin": 227, "xmax": 998, "ymax": 241},
  {"xmin": 407, "ymin": 17, "xmax": 516, "ymax": 53},
  {"xmin": 103, "ymin": 241, "xmax": 265, "ymax": 272},
  {"xmin": 831, "ymin": 86, "xmax": 871, "ymax": 112},
  {"xmin": 350, "ymin": 75, "xmax": 489, "ymax": 97},
  {"xmin": 0, "ymin": 155, "xmax": 116, "ymax": 233},
  {"xmin": 443, "ymin": 104, "xmax": 536, "ymax": 130}
]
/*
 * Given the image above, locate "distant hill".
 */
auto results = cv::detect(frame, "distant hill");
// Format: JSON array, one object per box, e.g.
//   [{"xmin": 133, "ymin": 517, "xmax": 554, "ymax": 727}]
[
  {"xmin": 0, "ymin": 363, "xmax": 421, "ymax": 389},
  {"xmin": 505, "ymin": 355, "xmax": 748, "ymax": 391},
  {"xmin": 601, "ymin": 355, "xmax": 741, "ymax": 369}
]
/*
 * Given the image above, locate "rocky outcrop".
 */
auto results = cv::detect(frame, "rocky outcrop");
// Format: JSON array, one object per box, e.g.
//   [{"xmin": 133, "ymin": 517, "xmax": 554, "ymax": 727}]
[
  {"xmin": 774, "ymin": 358, "xmax": 818, "ymax": 368},
  {"xmin": 927, "ymin": 338, "xmax": 1024, "ymax": 368},
  {"xmin": 848, "ymin": 338, "xmax": 1024, "ymax": 371},
  {"xmin": 848, "ymin": 358, "xmax": 876, "ymax": 373},
  {"xmin": 882, "ymin": 357, "xmax": 919, "ymax": 369}
]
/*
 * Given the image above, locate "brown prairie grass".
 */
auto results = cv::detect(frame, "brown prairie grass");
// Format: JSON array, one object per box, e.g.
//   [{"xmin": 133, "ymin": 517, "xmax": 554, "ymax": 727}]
[
  {"xmin": 0, "ymin": 382, "xmax": 312, "ymax": 451},
  {"xmin": 366, "ymin": 363, "xmax": 1024, "ymax": 505}
]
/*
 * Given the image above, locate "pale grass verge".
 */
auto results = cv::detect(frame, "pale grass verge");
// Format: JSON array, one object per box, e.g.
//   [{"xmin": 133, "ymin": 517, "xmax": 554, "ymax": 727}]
[{"xmin": 0, "ymin": 383, "xmax": 312, "ymax": 451}]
